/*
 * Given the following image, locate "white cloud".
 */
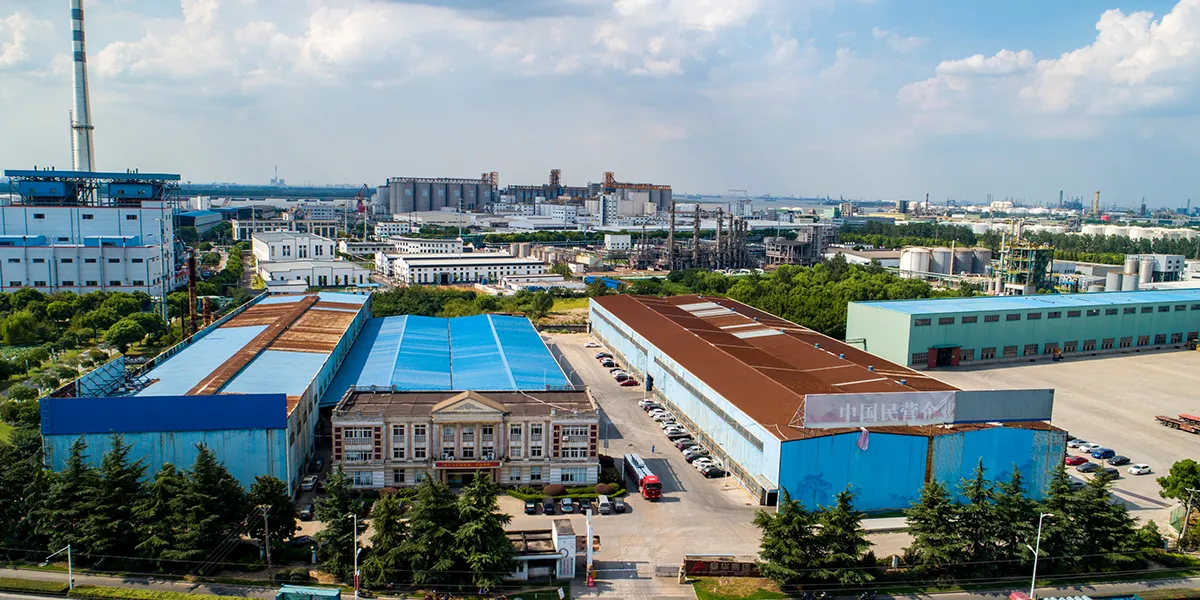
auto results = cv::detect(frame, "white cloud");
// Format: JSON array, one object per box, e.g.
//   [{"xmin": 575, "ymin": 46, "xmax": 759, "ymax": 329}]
[
  {"xmin": 0, "ymin": 11, "xmax": 54, "ymax": 70},
  {"xmin": 871, "ymin": 26, "xmax": 928, "ymax": 54}
]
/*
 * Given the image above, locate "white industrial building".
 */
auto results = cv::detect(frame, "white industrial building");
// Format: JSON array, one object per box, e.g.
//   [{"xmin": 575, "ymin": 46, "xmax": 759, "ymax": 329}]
[
  {"xmin": 604, "ymin": 234, "xmax": 632, "ymax": 251},
  {"xmin": 253, "ymin": 232, "xmax": 369, "ymax": 288},
  {"xmin": 391, "ymin": 237, "xmax": 464, "ymax": 254},
  {"xmin": 337, "ymin": 240, "xmax": 395, "ymax": 257},
  {"xmin": 374, "ymin": 220, "xmax": 415, "ymax": 239},
  {"xmin": 232, "ymin": 215, "xmax": 339, "ymax": 240},
  {"xmin": 376, "ymin": 252, "xmax": 544, "ymax": 285}
]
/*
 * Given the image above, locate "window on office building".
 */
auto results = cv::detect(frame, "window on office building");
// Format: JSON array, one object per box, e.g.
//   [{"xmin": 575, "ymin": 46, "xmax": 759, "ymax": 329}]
[
  {"xmin": 61, "ymin": 258, "xmax": 73, "ymax": 263},
  {"xmin": 1159, "ymin": 305, "xmax": 1170, "ymax": 313},
  {"xmin": 530, "ymin": 466, "xmax": 542, "ymax": 481},
  {"xmin": 82, "ymin": 214, "xmax": 94, "ymax": 220},
  {"xmin": 530, "ymin": 445, "xmax": 543, "ymax": 458},
  {"xmin": 344, "ymin": 450, "xmax": 371, "ymax": 463},
  {"xmin": 559, "ymin": 468, "xmax": 588, "ymax": 483},
  {"xmin": 33, "ymin": 213, "xmax": 44, "ymax": 219},
  {"xmin": 1083, "ymin": 340, "xmax": 1096, "ymax": 351},
  {"xmin": 125, "ymin": 214, "xmax": 138, "ymax": 221},
  {"xmin": 1176, "ymin": 305, "xmax": 1187, "ymax": 312},
  {"xmin": 1063, "ymin": 341, "xmax": 1078, "ymax": 353},
  {"xmin": 1120, "ymin": 337, "xmax": 1133, "ymax": 348},
  {"xmin": 6, "ymin": 258, "xmax": 18, "ymax": 264},
  {"xmin": 1003, "ymin": 346, "xmax": 1018, "ymax": 358},
  {"xmin": 960, "ymin": 349, "xmax": 974, "ymax": 361},
  {"xmin": 392, "ymin": 470, "xmax": 405, "ymax": 485},
  {"xmin": 33, "ymin": 281, "xmax": 47, "ymax": 287},
  {"xmin": 413, "ymin": 424, "xmax": 426, "ymax": 442},
  {"xmin": 7, "ymin": 281, "xmax": 18, "ymax": 287},
  {"xmin": 31, "ymin": 258, "xmax": 44, "ymax": 264},
  {"xmin": 61, "ymin": 280, "xmax": 74, "ymax": 286},
  {"xmin": 1188, "ymin": 332, "xmax": 1199, "ymax": 341},
  {"xmin": 985, "ymin": 315, "xmax": 1000, "ymax": 323},
  {"xmin": 1026, "ymin": 312, "xmax": 1041, "ymax": 320},
  {"xmin": 1023, "ymin": 344, "xmax": 1039, "ymax": 356},
  {"xmin": 1154, "ymin": 334, "xmax": 1167, "ymax": 345},
  {"xmin": 107, "ymin": 258, "xmax": 120, "ymax": 264},
  {"xmin": 413, "ymin": 446, "xmax": 426, "ymax": 459},
  {"xmin": 980, "ymin": 347, "xmax": 996, "ymax": 360},
  {"xmin": 1043, "ymin": 343, "xmax": 1058, "ymax": 355},
  {"xmin": 1141, "ymin": 306, "xmax": 1153, "ymax": 313},
  {"xmin": 353, "ymin": 471, "xmax": 373, "ymax": 486},
  {"xmin": 1086, "ymin": 309, "xmax": 1099, "ymax": 317},
  {"xmin": 1105, "ymin": 308, "xmax": 1118, "ymax": 316},
  {"xmin": 911, "ymin": 352, "xmax": 928, "ymax": 365}
]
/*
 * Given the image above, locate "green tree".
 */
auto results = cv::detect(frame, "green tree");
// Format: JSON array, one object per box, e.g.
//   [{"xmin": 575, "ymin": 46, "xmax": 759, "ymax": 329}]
[
  {"xmin": 528, "ymin": 292, "xmax": 554, "ymax": 319},
  {"xmin": 1077, "ymin": 472, "xmax": 1139, "ymax": 567},
  {"xmin": 360, "ymin": 492, "xmax": 409, "ymax": 588},
  {"xmin": 1, "ymin": 311, "xmax": 42, "ymax": 346},
  {"xmin": 40, "ymin": 438, "xmax": 98, "ymax": 553},
  {"xmin": 124, "ymin": 312, "xmax": 168, "ymax": 341},
  {"xmin": 165, "ymin": 445, "xmax": 249, "ymax": 569},
  {"xmin": 315, "ymin": 466, "xmax": 363, "ymax": 581},
  {"xmin": 1037, "ymin": 464, "xmax": 1085, "ymax": 573},
  {"xmin": 904, "ymin": 480, "xmax": 960, "ymax": 572},
  {"xmin": 178, "ymin": 226, "xmax": 200, "ymax": 245},
  {"xmin": 100, "ymin": 294, "xmax": 144, "ymax": 318},
  {"xmin": 1158, "ymin": 459, "xmax": 1200, "ymax": 502},
  {"xmin": 47, "ymin": 301, "xmax": 77, "ymax": 323},
  {"xmin": 77, "ymin": 308, "xmax": 120, "ymax": 335},
  {"xmin": 954, "ymin": 461, "xmax": 998, "ymax": 574},
  {"xmin": 0, "ymin": 427, "xmax": 47, "ymax": 549},
  {"xmin": 454, "ymin": 473, "xmax": 516, "ymax": 592},
  {"xmin": 1136, "ymin": 520, "xmax": 1165, "ymax": 550},
  {"xmin": 548, "ymin": 263, "xmax": 573, "ymax": 278},
  {"xmin": 403, "ymin": 477, "xmax": 461, "ymax": 588},
  {"xmin": 134, "ymin": 463, "xmax": 187, "ymax": 569},
  {"xmin": 80, "ymin": 435, "xmax": 148, "ymax": 565},
  {"xmin": 104, "ymin": 318, "xmax": 147, "ymax": 353},
  {"xmin": 248, "ymin": 475, "xmax": 299, "ymax": 549},
  {"xmin": 992, "ymin": 467, "xmax": 1037, "ymax": 568},
  {"xmin": 7, "ymin": 385, "xmax": 38, "ymax": 402},
  {"xmin": 753, "ymin": 490, "xmax": 821, "ymax": 589},
  {"xmin": 816, "ymin": 487, "xmax": 872, "ymax": 585}
]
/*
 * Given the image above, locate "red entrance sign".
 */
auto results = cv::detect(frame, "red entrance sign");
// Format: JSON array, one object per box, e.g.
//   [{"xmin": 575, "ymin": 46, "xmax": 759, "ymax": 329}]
[{"xmin": 434, "ymin": 461, "xmax": 501, "ymax": 469}]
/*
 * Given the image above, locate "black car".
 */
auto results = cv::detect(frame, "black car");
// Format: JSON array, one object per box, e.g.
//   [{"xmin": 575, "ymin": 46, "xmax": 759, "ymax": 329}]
[
  {"xmin": 700, "ymin": 465, "xmax": 726, "ymax": 478},
  {"xmin": 524, "ymin": 499, "xmax": 538, "ymax": 515},
  {"xmin": 287, "ymin": 535, "xmax": 316, "ymax": 548},
  {"xmin": 1075, "ymin": 462, "xmax": 1100, "ymax": 473},
  {"xmin": 1107, "ymin": 455, "xmax": 1131, "ymax": 466},
  {"xmin": 612, "ymin": 497, "xmax": 626, "ymax": 513},
  {"xmin": 298, "ymin": 504, "xmax": 315, "ymax": 521},
  {"xmin": 579, "ymin": 498, "xmax": 593, "ymax": 513},
  {"xmin": 1099, "ymin": 467, "xmax": 1121, "ymax": 479},
  {"xmin": 542, "ymin": 497, "xmax": 556, "ymax": 515},
  {"xmin": 311, "ymin": 457, "xmax": 325, "ymax": 473},
  {"xmin": 674, "ymin": 438, "xmax": 696, "ymax": 450}
]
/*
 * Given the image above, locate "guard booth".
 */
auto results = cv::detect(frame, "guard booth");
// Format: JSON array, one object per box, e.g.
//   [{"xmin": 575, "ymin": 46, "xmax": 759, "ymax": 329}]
[{"xmin": 276, "ymin": 585, "xmax": 341, "ymax": 600}]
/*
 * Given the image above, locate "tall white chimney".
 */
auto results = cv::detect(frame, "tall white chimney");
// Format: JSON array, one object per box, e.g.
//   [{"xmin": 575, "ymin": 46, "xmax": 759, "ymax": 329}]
[{"xmin": 70, "ymin": 0, "xmax": 96, "ymax": 172}]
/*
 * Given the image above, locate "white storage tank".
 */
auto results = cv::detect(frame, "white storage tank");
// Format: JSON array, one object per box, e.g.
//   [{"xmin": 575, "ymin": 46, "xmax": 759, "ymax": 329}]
[
  {"xmin": 899, "ymin": 247, "xmax": 930, "ymax": 278},
  {"xmin": 953, "ymin": 249, "xmax": 975, "ymax": 274},
  {"xmin": 1109, "ymin": 226, "xmax": 1129, "ymax": 238},
  {"xmin": 1082, "ymin": 224, "xmax": 1104, "ymax": 235},
  {"xmin": 1106, "ymin": 271, "xmax": 1122, "ymax": 292},
  {"xmin": 1140, "ymin": 257, "xmax": 1155, "ymax": 283},
  {"xmin": 1129, "ymin": 227, "xmax": 1150, "ymax": 240},
  {"xmin": 930, "ymin": 247, "xmax": 953, "ymax": 275},
  {"xmin": 1122, "ymin": 271, "xmax": 1139, "ymax": 291},
  {"xmin": 1124, "ymin": 256, "xmax": 1139, "ymax": 276},
  {"xmin": 973, "ymin": 248, "xmax": 993, "ymax": 273},
  {"xmin": 970, "ymin": 223, "xmax": 991, "ymax": 235},
  {"xmin": 1088, "ymin": 283, "xmax": 1105, "ymax": 292}
]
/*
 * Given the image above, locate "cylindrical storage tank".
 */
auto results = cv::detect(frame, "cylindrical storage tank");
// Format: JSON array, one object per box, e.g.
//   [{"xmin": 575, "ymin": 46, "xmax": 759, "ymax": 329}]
[
  {"xmin": 1129, "ymin": 227, "xmax": 1148, "ymax": 240},
  {"xmin": 519, "ymin": 242, "xmax": 532, "ymax": 257},
  {"xmin": 1106, "ymin": 271, "xmax": 1121, "ymax": 292},
  {"xmin": 1122, "ymin": 272, "xmax": 1138, "ymax": 291},
  {"xmin": 973, "ymin": 248, "xmax": 993, "ymax": 273},
  {"xmin": 953, "ymin": 249, "xmax": 974, "ymax": 274},
  {"xmin": 899, "ymin": 248, "xmax": 930, "ymax": 279},
  {"xmin": 416, "ymin": 182, "xmax": 432, "ymax": 212},
  {"xmin": 930, "ymin": 247, "xmax": 953, "ymax": 275},
  {"xmin": 970, "ymin": 223, "xmax": 991, "ymax": 235},
  {"xmin": 1082, "ymin": 224, "xmax": 1104, "ymax": 235},
  {"xmin": 509, "ymin": 242, "xmax": 519, "ymax": 255},
  {"xmin": 1109, "ymin": 226, "xmax": 1128, "ymax": 238},
  {"xmin": 1140, "ymin": 257, "xmax": 1154, "ymax": 283},
  {"xmin": 1088, "ymin": 284, "xmax": 1105, "ymax": 293},
  {"xmin": 1124, "ymin": 256, "xmax": 1139, "ymax": 276},
  {"xmin": 397, "ymin": 181, "xmax": 416, "ymax": 212},
  {"xmin": 430, "ymin": 183, "xmax": 446, "ymax": 210}
]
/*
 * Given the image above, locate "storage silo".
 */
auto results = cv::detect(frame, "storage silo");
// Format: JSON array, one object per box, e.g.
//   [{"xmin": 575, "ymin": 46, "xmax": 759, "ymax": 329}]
[
  {"xmin": 1110, "ymin": 226, "xmax": 1129, "ymax": 238},
  {"xmin": 899, "ymin": 248, "xmax": 930, "ymax": 278},
  {"xmin": 953, "ymin": 248, "xmax": 975, "ymax": 274},
  {"xmin": 509, "ymin": 242, "xmax": 519, "ymax": 255},
  {"xmin": 973, "ymin": 248, "xmax": 993, "ymax": 273},
  {"xmin": 416, "ymin": 182, "xmax": 432, "ymax": 211},
  {"xmin": 1088, "ymin": 283, "xmax": 1105, "ymax": 292},
  {"xmin": 970, "ymin": 223, "xmax": 991, "ymax": 235},
  {"xmin": 930, "ymin": 247, "xmax": 953, "ymax": 275},
  {"xmin": 1082, "ymin": 224, "xmax": 1104, "ymax": 235},
  {"xmin": 1139, "ymin": 257, "xmax": 1155, "ymax": 283},
  {"xmin": 1105, "ymin": 271, "xmax": 1122, "ymax": 292},
  {"xmin": 395, "ymin": 181, "xmax": 416, "ymax": 213}
]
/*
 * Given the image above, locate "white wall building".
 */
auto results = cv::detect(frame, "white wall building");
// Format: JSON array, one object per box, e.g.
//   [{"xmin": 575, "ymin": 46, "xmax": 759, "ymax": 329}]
[
  {"xmin": 253, "ymin": 231, "xmax": 369, "ymax": 288},
  {"xmin": 374, "ymin": 220, "xmax": 415, "ymax": 239},
  {"xmin": 232, "ymin": 216, "xmax": 339, "ymax": 241},
  {"xmin": 391, "ymin": 237, "xmax": 463, "ymax": 254},
  {"xmin": 0, "ymin": 204, "xmax": 178, "ymax": 295},
  {"xmin": 337, "ymin": 240, "xmax": 395, "ymax": 257},
  {"xmin": 604, "ymin": 234, "xmax": 632, "ymax": 251},
  {"xmin": 376, "ymin": 252, "xmax": 545, "ymax": 284},
  {"xmin": 252, "ymin": 231, "xmax": 336, "ymax": 263}
]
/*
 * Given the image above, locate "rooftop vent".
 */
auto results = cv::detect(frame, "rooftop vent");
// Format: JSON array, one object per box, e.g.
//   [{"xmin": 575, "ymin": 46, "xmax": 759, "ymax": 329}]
[
  {"xmin": 868, "ymin": 366, "xmax": 874, "ymax": 371},
  {"xmin": 900, "ymin": 379, "xmax": 907, "ymax": 385}
]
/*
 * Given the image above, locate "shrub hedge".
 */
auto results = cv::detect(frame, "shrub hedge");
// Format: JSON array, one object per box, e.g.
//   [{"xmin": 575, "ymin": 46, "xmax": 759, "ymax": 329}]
[
  {"xmin": 69, "ymin": 586, "xmax": 235, "ymax": 600},
  {"xmin": 0, "ymin": 576, "xmax": 70, "ymax": 595},
  {"xmin": 506, "ymin": 484, "xmax": 626, "ymax": 501}
]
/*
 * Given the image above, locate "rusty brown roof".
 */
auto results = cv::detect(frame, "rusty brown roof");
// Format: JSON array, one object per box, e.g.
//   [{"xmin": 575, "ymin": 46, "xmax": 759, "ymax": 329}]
[{"xmin": 593, "ymin": 294, "xmax": 963, "ymax": 441}]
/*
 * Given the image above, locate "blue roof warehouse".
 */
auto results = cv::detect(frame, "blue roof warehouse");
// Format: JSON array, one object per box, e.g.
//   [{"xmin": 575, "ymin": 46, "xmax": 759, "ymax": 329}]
[{"xmin": 41, "ymin": 292, "xmax": 370, "ymax": 494}]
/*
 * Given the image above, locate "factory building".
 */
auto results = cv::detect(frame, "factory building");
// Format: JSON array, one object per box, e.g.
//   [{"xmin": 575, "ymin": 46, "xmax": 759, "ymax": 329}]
[
  {"xmin": 590, "ymin": 295, "xmax": 1061, "ymax": 510},
  {"xmin": 847, "ymin": 289, "xmax": 1200, "ymax": 369},
  {"xmin": 41, "ymin": 293, "xmax": 370, "ymax": 494},
  {"xmin": 823, "ymin": 248, "xmax": 901, "ymax": 267},
  {"xmin": 337, "ymin": 240, "xmax": 395, "ymax": 258},
  {"xmin": 231, "ymin": 215, "xmax": 339, "ymax": 241},
  {"xmin": 385, "ymin": 177, "xmax": 494, "ymax": 213},
  {"xmin": 0, "ymin": 169, "xmax": 183, "ymax": 295},
  {"xmin": 375, "ymin": 252, "xmax": 544, "ymax": 285},
  {"xmin": 177, "ymin": 210, "xmax": 222, "ymax": 234},
  {"xmin": 374, "ymin": 220, "xmax": 415, "ymax": 239},
  {"xmin": 390, "ymin": 237, "xmax": 464, "ymax": 254},
  {"xmin": 764, "ymin": 225, "xmax": 836, "ymax": 267},
  {"xmin": 253, "ymin": 232, "xmax": 370, "ymax": 288},
  {"xmin": 898, "ymin": 247, "xmax": 993, "ymax": 279}
]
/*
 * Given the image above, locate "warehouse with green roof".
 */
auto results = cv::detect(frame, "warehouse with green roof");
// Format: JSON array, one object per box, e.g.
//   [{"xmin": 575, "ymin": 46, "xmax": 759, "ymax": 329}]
[{"xmin": 847, "ymin": 289, "xmax": 1200, "ymax": 369}]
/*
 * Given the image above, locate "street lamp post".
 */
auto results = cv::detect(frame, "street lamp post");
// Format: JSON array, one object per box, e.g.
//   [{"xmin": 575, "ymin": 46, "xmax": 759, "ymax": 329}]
[
  {"xmin": 347, "ymin": 512, "xmax": 360, "ymax": 599},
  {"xmin": 40, "ymin": 545, "xmax": 73, "ymax": 590},
  {"xmin": 1029, "ymin": 512, "xmax": 1054, "ymax": 599}
]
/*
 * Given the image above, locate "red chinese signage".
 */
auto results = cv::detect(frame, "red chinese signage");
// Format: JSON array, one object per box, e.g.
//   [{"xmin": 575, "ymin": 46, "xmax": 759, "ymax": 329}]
[{"xmin": 434, "ymin": 461, "xmax": 501, "ymax": 469}]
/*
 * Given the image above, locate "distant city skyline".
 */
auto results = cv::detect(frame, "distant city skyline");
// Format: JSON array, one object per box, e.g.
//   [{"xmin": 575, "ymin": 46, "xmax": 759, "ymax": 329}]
[{"xmin": 0, "ymin": 0, "xmax": 1197, "ymax": 207}]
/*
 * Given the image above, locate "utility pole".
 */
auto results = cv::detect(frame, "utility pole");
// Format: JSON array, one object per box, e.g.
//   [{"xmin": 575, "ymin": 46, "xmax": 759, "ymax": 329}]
[
  {"xmin": 1180, "ymin": 488, "xmax": 1199, "ymax": 544},
  {"xmin": 258, "ymin": 504, "xmax": 273, "ymax": 584}
]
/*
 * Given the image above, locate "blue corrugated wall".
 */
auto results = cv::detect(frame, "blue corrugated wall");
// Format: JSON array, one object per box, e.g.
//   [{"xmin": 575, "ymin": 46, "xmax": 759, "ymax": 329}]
[
  {"xmin": 932, "ymin": 427, "xmax": 1065, "ymax": 501},
  {"xmin": 779, "ymin": 432, "xmax": 928, "ymax": 511},
  {"xmin": 43, "ymin": 429, "xmax": 287, "ymax": 490}
]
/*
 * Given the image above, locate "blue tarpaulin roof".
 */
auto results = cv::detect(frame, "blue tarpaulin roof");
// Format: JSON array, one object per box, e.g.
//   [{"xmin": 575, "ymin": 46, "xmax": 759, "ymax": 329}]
[
  {"xmin": 855, "ymin": 289, "xmax": 1200, "ymax": 315},
  {"xmin": 320, "ymin": 314, "xmax": 570, "ymax": 405}
]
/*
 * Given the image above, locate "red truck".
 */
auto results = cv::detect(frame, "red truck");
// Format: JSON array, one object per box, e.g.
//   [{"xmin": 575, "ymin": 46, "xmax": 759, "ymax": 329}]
[
  {"xmin": 623, "ymin": 453, "xmax": 662, "ymax": 500},
  {"xmin": 1155, "ymin": 413, "xmax": 1200, "ymax": 434}
]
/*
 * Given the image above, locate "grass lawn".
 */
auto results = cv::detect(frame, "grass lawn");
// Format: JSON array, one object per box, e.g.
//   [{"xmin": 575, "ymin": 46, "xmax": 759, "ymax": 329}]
[
  {"xmin": 551, "ymin": 297, "xmax": 590, "ymax": 312},
  {"xmin": 0, "ymin": 420, "xmax": 14, "ymax": 445},
  {"xmin": 692, "ymin": 577, "xmax": 788, "ymax": 600}
]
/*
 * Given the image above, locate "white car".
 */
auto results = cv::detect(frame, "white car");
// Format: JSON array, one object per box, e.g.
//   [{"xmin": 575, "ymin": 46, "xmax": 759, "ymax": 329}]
[
  {"xmin": 300, "ymin": 475, "xmax": 319, "ymax": 491},
  {"xmin": 638, "ymin": 399, "xmax": 657, "ymax": 408},
  {"xmin": 1128, "ymin": 464, "xmax": 1152, "ymax": 475},
  {"xmin": 1067, "ymin": 439, "xmax": 1088, "ymax": 448},
  {"xmin": 1079, "ymin": 443, "xmax": 1103, "ymax": 453},
  {"xmin": 585, "ymin": 342, "xmax": 601, "ymax": 348},
  {"xmin": 693, "ymin": 458, "xmax": 717, "ymax": 470},
  {"xmin": 652, "ymin": 413, "xmax": 675, "ymax": 422}
]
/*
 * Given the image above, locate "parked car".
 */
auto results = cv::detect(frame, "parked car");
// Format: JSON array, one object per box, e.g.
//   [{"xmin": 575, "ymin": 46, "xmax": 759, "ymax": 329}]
[
  {"xmin": 642, "ymin": 403, "xmax": 663, "ymax": 412},
  {"xmin": 1067, "ymin": 439, "xmax": 1088, "ymax": 448},
  {"xmin": 299, "ymin": 504, "xmax": 315, "ymax": 521},
  {"xmin": 666, "ymin": 430, "xmax": 692, "ymax": 441},
  {"xmin": 1099, "ymin": 467, "xmax": 1121, "ymax": 479},
  {"xmin": 1107, "ymin": 455, "xmax": 1131, "ymax": 466},
  {"xmin": 620, "ymin": 378, "xmax": 640, "ymax": 387},
  {"xmin": 648, "ymin": 408, "xmax": 668, "ymax": 416},
  {"xmin": 609, "ymin": 367, "xmax": 626, "ymax": 374},
  {"xmin": 595, "ymin": 352, "xmax": 612, "ymax": 359},
  {"xmin": 1079, "ymin": 443, "xmax": 1103, "ymax": 453},
  {"xmin": 680, "ymin": 445, "xmax": 703, "ymax": 454},
  {"xmin": 1090, "ymin": 448, "xmax": 1116, "ymax": 460},
  {"xmin": 673, "ymin": 438, "xmax": 696, "ymax": 449},
  {"xmin": 287, "ymin": 535, "xmax": 317, "ymax": 548},
  {"xmin": 663, "ymin": 427, "xmax": 687, "ymax": 437},
  {"xmin": 612, "ymin": 497, "xmax": 627, "ymax": 513},
  {"xmin": 559, "ymin": 497, "xmax": 576, "ymax": 514},
  {"xmin": 1064, "ymin": 456, "xmax": 1089, "ymax": 466},
  {"xmin": 1128, "ymin": 464, "xmax": 1152, "ymax": 475},
  {"xmin": 543, "ymin": 497, "xmax": 556, "ymax": 514},
  {"xmin": 700, "ymin": 465, "xmax": 726, "ymax": 478},
  {"xmin": 638, "ymin": 399, "xmax": 657, "ymax": 408},
  {"xmin": 579, "ymin": 498, "xmax": 593, "ymax": 513},
  {"xmin": 585, "ymin": 342, "xmax": 600, "ymax": 348},
  {"xmin": 612, "ymin": 372, "xmax": 630, "ymax": 382},
  {"xmin": 684, "ymin": 450, "xmax": 710, "ymax": 463},
  {"xmin": 600, "ymin": 359, "xmax": 615, "ymax": 368},
  {"xmin": 660, "ymin": 419, "xmax": 679, "ymax": 429},
  {"xmin": 693, "ymin": 459, "xmax": 717, "ymax": 471},
  {"xmin": 300, "ymin": 475, "xmax": 319, "ymax": 491},
  {"xmin": 1067, "ymin": 478, "xmax": 1086, "ymax": 491},
  {"xmin": 311, "ymin": 457, "xmax": 325, "ymax": 473},
  {"xmin": 1075, "ymin": 462, "xmax": 1099, "ymax": 473},
  {"xmin": 652, "ymin": 413, "xmax": 675, "ymax": 422},
  {"xmin": 524, "ymin": 499, "xmax": 538, "ymax": 515}
]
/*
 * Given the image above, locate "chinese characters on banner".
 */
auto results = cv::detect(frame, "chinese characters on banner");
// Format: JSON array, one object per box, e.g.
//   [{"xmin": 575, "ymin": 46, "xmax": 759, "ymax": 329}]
[{"xmin": 803, "ymin": 391, "xmax": 957, "ymax": 429}]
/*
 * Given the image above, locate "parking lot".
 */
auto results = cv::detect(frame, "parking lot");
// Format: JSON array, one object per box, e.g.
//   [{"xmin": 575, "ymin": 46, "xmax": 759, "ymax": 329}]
[
  {"xmin": 504, "ymin": 334, "xmax": 763, "ymax": 581},
  {"xmin": 937, "ymin": 350, "xmax": 1200, "ymax": 528}
]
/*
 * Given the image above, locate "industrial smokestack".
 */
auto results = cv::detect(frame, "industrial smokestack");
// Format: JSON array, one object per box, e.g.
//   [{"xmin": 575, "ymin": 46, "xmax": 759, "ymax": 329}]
[
  {"xmin": 70, "ymin": 0, "xmax": 96, "ymax": 172},
  {"xmin": 1093, "ymin": 190, "xmax": 1100, "ymax": 216}
]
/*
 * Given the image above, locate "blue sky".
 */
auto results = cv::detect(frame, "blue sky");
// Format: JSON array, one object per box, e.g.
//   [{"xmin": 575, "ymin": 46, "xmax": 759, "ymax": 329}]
[{"xmin": 0, "ymin": 0, "xmax": 1196, "ymax": 207}]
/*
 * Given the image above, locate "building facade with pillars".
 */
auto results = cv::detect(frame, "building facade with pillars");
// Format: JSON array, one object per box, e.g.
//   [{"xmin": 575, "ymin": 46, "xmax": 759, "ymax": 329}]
[{"xmin": 331, "ymin": 389, "xmax": 600, "ymax": 489}]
